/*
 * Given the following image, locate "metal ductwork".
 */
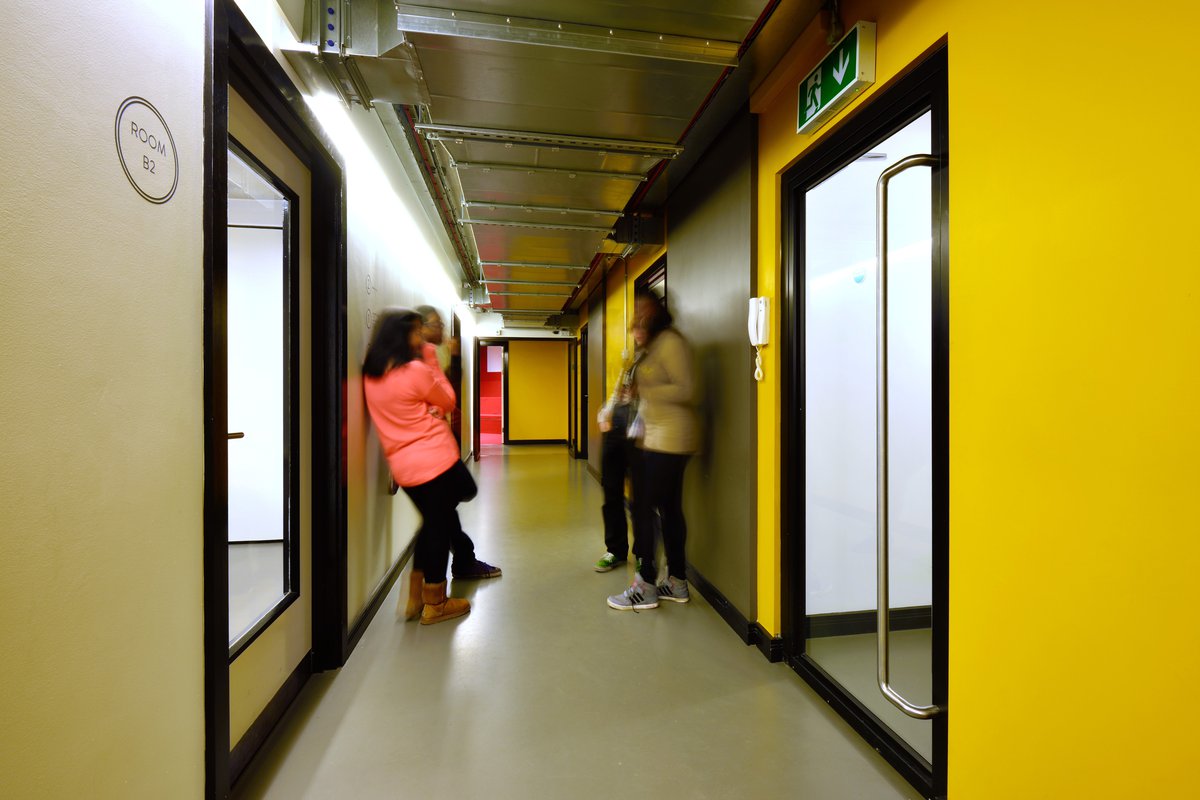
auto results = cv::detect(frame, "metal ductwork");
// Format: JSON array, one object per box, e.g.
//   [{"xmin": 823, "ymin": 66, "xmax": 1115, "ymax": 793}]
[
  {"xmin": 608, "ymin": 215, "xmax": 665, "ymax": 246},
  {"xmin": 282, "ymin": 1, "xmax": 430, "ymax": 108}
]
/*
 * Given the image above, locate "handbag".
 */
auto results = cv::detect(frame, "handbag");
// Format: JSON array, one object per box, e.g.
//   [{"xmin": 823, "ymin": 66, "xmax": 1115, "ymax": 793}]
[{"xmin": 626, "ymin": 402, "xmax": 645, "ymax": 440}]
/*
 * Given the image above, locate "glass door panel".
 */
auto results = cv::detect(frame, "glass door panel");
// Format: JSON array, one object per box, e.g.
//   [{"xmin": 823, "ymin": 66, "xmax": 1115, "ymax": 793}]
[
  {"xmin": 803, "ymin": 111, "xmax": 934, "ymax": 761},
  {"xmin": 227, "ymin": 145, "xmax": 292, "ymax": 651}
]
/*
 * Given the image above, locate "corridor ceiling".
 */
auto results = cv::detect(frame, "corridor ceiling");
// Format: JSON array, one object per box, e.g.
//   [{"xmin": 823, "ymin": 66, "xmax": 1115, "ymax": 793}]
[{"xmin": 284, "ymin": 0, "xmax": 826, "ymax": 327}]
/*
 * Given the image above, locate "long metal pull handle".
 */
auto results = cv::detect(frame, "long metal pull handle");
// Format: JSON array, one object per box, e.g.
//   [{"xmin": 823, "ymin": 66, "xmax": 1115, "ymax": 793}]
[{"xmin": 876, "ymin": 154, "xmax": 942, "ymax": 720}]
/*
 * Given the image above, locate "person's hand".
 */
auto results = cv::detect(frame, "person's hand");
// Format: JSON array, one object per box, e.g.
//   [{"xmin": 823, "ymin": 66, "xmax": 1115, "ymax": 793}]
[
  {"xmin": 599, "ymin": 418, "xmax": 612, "ymax": 433},
  {"xmin": 429, "ymin": 406, "xmax": 445, "ymax": 420},
  {"xmin": 448, "ymin": 336, "xmax": 460, "ymax": 356}
]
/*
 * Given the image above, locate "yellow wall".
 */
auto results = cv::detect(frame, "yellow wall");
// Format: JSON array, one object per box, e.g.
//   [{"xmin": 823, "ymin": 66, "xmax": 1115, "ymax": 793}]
[
  {"xmin": 753, "ymin": 1, "xmax": 1200, "ymax": 796},
  {"xmin": 602, "ymin": 246, "xmax": 667, "ymax": 389},
  {"xmin": 0, "ymin": 2, "xmax": 207, "ymax": 796},
  {"xmin": 508, "ymin": 340, "xmax": 570, "ymax": 440}
]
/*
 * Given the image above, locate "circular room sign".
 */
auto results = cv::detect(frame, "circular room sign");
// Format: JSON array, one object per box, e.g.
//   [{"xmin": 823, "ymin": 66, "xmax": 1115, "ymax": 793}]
[{"xmin": 114, "ymin": 96, "xmax": 179, "ymax": 204}]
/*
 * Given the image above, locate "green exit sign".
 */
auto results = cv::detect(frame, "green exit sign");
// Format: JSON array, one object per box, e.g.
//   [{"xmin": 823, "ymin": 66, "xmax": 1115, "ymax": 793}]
[{"xmin": 797, "ymin": 21, "xmax": 876, "ymax": 134}]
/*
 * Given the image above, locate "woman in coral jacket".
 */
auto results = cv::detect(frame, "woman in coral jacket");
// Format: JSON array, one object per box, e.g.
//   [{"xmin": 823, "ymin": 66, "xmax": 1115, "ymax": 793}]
[{"xmin": 362, "ymin": 309, "xmax": 474, "ymax": 625}]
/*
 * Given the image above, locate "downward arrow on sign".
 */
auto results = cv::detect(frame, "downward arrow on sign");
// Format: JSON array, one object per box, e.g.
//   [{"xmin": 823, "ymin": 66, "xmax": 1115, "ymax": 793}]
[{"xmin": 833, "ymin": 50, "xmax": 850, "ymax": 83}]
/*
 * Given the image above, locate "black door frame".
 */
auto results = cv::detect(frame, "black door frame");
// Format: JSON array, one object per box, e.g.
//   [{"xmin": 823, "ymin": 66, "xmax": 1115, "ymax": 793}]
[
  {"xmin": 205, "ymin": 2, "xmax": 348, "ymax": 797},
  {"xmin": 577, "ymin": 325, "xmax": 588, "ymax": 460},
  {"xmin": 780, "ymin": 44, "xmax": 949, "ymax": 800},
  {"xmin": 474, "ymin": 339, "xmax": 510, "ymax": 455},
  {"xmin": 567, "ymin": 339, "xmax": 577, "ymax": 455}
]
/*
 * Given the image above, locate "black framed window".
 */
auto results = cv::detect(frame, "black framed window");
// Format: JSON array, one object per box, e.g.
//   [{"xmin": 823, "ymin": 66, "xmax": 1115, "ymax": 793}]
[{"xmin": 225, "ymin": 138, "xmax": 301, "ymax": 662}]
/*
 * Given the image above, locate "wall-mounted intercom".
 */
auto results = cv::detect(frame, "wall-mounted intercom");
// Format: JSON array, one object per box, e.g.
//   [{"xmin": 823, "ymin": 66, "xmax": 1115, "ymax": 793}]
[{"xmin": 748, "ymin": 297, "xmax": 769, "ymax": 381}]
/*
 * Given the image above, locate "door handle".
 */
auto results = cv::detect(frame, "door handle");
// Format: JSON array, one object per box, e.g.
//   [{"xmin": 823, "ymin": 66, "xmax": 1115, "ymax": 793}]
[
  {"xmin": 875, "ymin": 154, "xmax": 943, "ymax": 720},
  {"xmin": 227, "ymin": 432, "xmax": 245, "ymax": 440}
]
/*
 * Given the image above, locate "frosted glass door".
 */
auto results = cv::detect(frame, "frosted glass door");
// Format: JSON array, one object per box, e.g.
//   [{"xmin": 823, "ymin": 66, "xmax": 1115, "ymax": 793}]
[{"xmin": 803, "ymin": 112, "xmax": 934, "ymax": 760}]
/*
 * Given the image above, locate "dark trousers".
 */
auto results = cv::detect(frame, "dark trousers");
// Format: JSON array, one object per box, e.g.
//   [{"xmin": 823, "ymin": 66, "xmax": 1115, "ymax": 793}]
[
  {"xmin": 600, "ymin": 427, "xmax": 643, "ymax": 560},
  {"xmin": 403, "ymin": 461, "xmax": 477, "ymax": 583},
  {"xmin": 635, "ymin": 451, "xmax": 690, "ymax": 584}
]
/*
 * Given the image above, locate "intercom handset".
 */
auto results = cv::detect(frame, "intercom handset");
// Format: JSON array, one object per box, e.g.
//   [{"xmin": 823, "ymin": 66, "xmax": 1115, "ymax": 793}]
[
  {"xmin": 748, "ymin": 297, "xmax": 769, "ymax": 381},
  {"xmin": 748, "ymin": 297, "xmax": 769, "ymax": 346}
]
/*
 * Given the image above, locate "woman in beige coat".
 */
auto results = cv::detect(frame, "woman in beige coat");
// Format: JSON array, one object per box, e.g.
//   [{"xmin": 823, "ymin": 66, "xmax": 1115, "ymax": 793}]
[{"xmin": 607, "ymin": 290, "xmax": 699, "ymax": 611}]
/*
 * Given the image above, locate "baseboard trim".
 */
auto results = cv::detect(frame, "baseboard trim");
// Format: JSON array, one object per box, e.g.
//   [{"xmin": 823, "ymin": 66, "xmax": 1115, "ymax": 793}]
[
  {"xmin": 807, "ymin": 606, "xmax": 932, "ymax": 638},
  {"xmin": 506, "ymin": 438, "xmax": 568, "ymax": 445},
  {"xmin": 685, "ymin": 564, "xmax": 753, "ymax": 645},
  {"xmin": 229, "ymin": 651, "xmax": 312, "ymax": 788},
  {"xmin": 347, "ymin": 540, "xmax": 415, "ymax": 656},
  {"xmin": 750, "ymin": 623, "xmax": 785, "ymax": 662}
]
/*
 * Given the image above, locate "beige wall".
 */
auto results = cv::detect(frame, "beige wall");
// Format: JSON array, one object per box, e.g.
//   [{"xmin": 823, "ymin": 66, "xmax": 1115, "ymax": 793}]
[
  {"xmin": 232, "ymin": 0, "xmax": 470, "ymax": 626},
  {"xmin": 0, "ymin": 2, "xmax": 207, "ymax": 797}
]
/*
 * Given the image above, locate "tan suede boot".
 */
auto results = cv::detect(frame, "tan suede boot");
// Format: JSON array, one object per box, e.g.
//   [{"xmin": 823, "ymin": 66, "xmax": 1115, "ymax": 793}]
[
  {"xmin": 419, "ymin": 580, "xmax": 471, "ymax": 625},
  {"xmin": 400, "ymin": 569, "xmax": 424, "ymax": 621}
]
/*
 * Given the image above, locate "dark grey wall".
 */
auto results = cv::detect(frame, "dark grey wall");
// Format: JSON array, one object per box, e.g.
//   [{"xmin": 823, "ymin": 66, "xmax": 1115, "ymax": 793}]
[
  {"xmin": 667, "ymin": 111, "xmax": 757, "ymax": 618},
  {"xmin": 586, "ymin": 288, "xmax": 605, "ymax": 477}
]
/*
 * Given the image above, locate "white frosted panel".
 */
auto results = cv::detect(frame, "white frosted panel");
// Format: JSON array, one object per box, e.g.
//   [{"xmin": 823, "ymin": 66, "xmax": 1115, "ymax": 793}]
[
  {"xmin": 228, "ymin": 197, "xmax": 287, "ymax": 227},
  {"xmin": 805, "ymin": 112, "xmax": 932, "ymax": 615},
  {"xmin": 487, "ymin": 345, "xmax": 503, "ymax": 372},
  {"xmin": 227, "ymin": 226, "xmax": 284, "ymax": 544}
]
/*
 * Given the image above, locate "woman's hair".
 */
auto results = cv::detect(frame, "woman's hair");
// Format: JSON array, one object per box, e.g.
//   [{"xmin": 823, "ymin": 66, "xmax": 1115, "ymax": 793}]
[
  {"xmin": 362, "ymin": 309, "xmax": 423, "ymax": 377},
  {"xmin": 635, "ymin": 289, "xmax": 672, "ymax": 340}
]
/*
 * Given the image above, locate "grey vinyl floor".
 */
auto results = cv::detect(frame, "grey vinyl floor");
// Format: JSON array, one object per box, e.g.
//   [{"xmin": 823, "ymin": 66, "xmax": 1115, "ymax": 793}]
[{"xmin": 232, "ymin": 445, "xmax": 922, "ymax": 800}]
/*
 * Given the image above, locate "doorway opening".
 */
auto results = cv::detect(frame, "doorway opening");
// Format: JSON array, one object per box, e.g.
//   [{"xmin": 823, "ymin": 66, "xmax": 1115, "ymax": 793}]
[{"xmin": 480, "ymin": 344, "xmax": 506, "ymax": 445}]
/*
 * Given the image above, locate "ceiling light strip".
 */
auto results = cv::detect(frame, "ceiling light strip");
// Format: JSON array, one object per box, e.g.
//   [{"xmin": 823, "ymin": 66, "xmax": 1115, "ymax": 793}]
[
  {"xmin": 395, "ymin": 5, "xmax": 739, "ymax": 67},
  {"xmin": 416, "ymin": 123, "xmax": 682, "ymax": 159},
  {"xmin": 465, "ymin": 201, "xmax": 623, "ymax": 218},
  {"xmin": 454, "ymin": 161, "xmax": 647, "ymax": 182},
  {"xmin": 459, "ymin": 218, "xmax": 612, "ymax": 233}
]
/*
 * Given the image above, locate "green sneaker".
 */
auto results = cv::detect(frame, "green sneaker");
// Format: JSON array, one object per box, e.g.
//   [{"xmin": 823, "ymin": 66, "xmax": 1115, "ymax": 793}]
[{"xmin": 594, "ymin": 552, "xmax": 627, "ymax": 572}]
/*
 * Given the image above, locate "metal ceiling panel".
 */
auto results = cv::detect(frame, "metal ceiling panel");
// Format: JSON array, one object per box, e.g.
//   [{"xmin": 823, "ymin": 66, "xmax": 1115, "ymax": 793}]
[
  {"xmin": 432, "ymin": 138, "xmax": 665, "ymax": 175},
  {"xmin": 481, "ymin": 266, "xmax": 585, "ymax": 284},
  {"xmin": 411, "ymin": 34, "xmax": 722, "ymax": 141},
  {"xmin": 398, "ymin": 1, "xmax": 768, "ymax": 45},
  {"xmin": 484, "ymin": 293, "xmax": 568, "ymax": 310},
  {"xmin": 456, "ymin": 167, "xmax": 640, "ymax": 210},
  {"xmin": 469, "ymin": 223, "xmax": 606, "ymax": 266},
  {"xmin": 381, "ymin": 0, "xmax": 783, "ymax": 328},
  {"xmin": 464, "ymin": 205, "xmax": 619, "ymax": 228}
]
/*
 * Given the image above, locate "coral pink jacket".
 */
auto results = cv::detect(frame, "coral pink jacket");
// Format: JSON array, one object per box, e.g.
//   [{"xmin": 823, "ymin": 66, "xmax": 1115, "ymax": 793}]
[{"xmin": 363, "ymin": 360, "xmax": 459, "ymax": 487}]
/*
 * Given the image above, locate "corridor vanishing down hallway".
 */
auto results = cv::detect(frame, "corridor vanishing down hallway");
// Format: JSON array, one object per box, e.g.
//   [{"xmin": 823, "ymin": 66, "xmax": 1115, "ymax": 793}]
[{"xmin": 233, "ymin": 446, "xmax": 920, "ymax": 799}]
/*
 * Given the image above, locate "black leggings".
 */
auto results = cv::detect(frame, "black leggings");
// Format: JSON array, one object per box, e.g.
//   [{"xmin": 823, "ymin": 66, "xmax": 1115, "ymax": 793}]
[
  {"xmin": 635, "ymin": 451, "xmax": 690, "ymax": 583},
  {"xmin": 600, "ymin": 427, "xmax": 644, "ymax": 560},
  {"xmin": 403, "ymin": 461, "xmax": 476, "ymax": 583}
]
